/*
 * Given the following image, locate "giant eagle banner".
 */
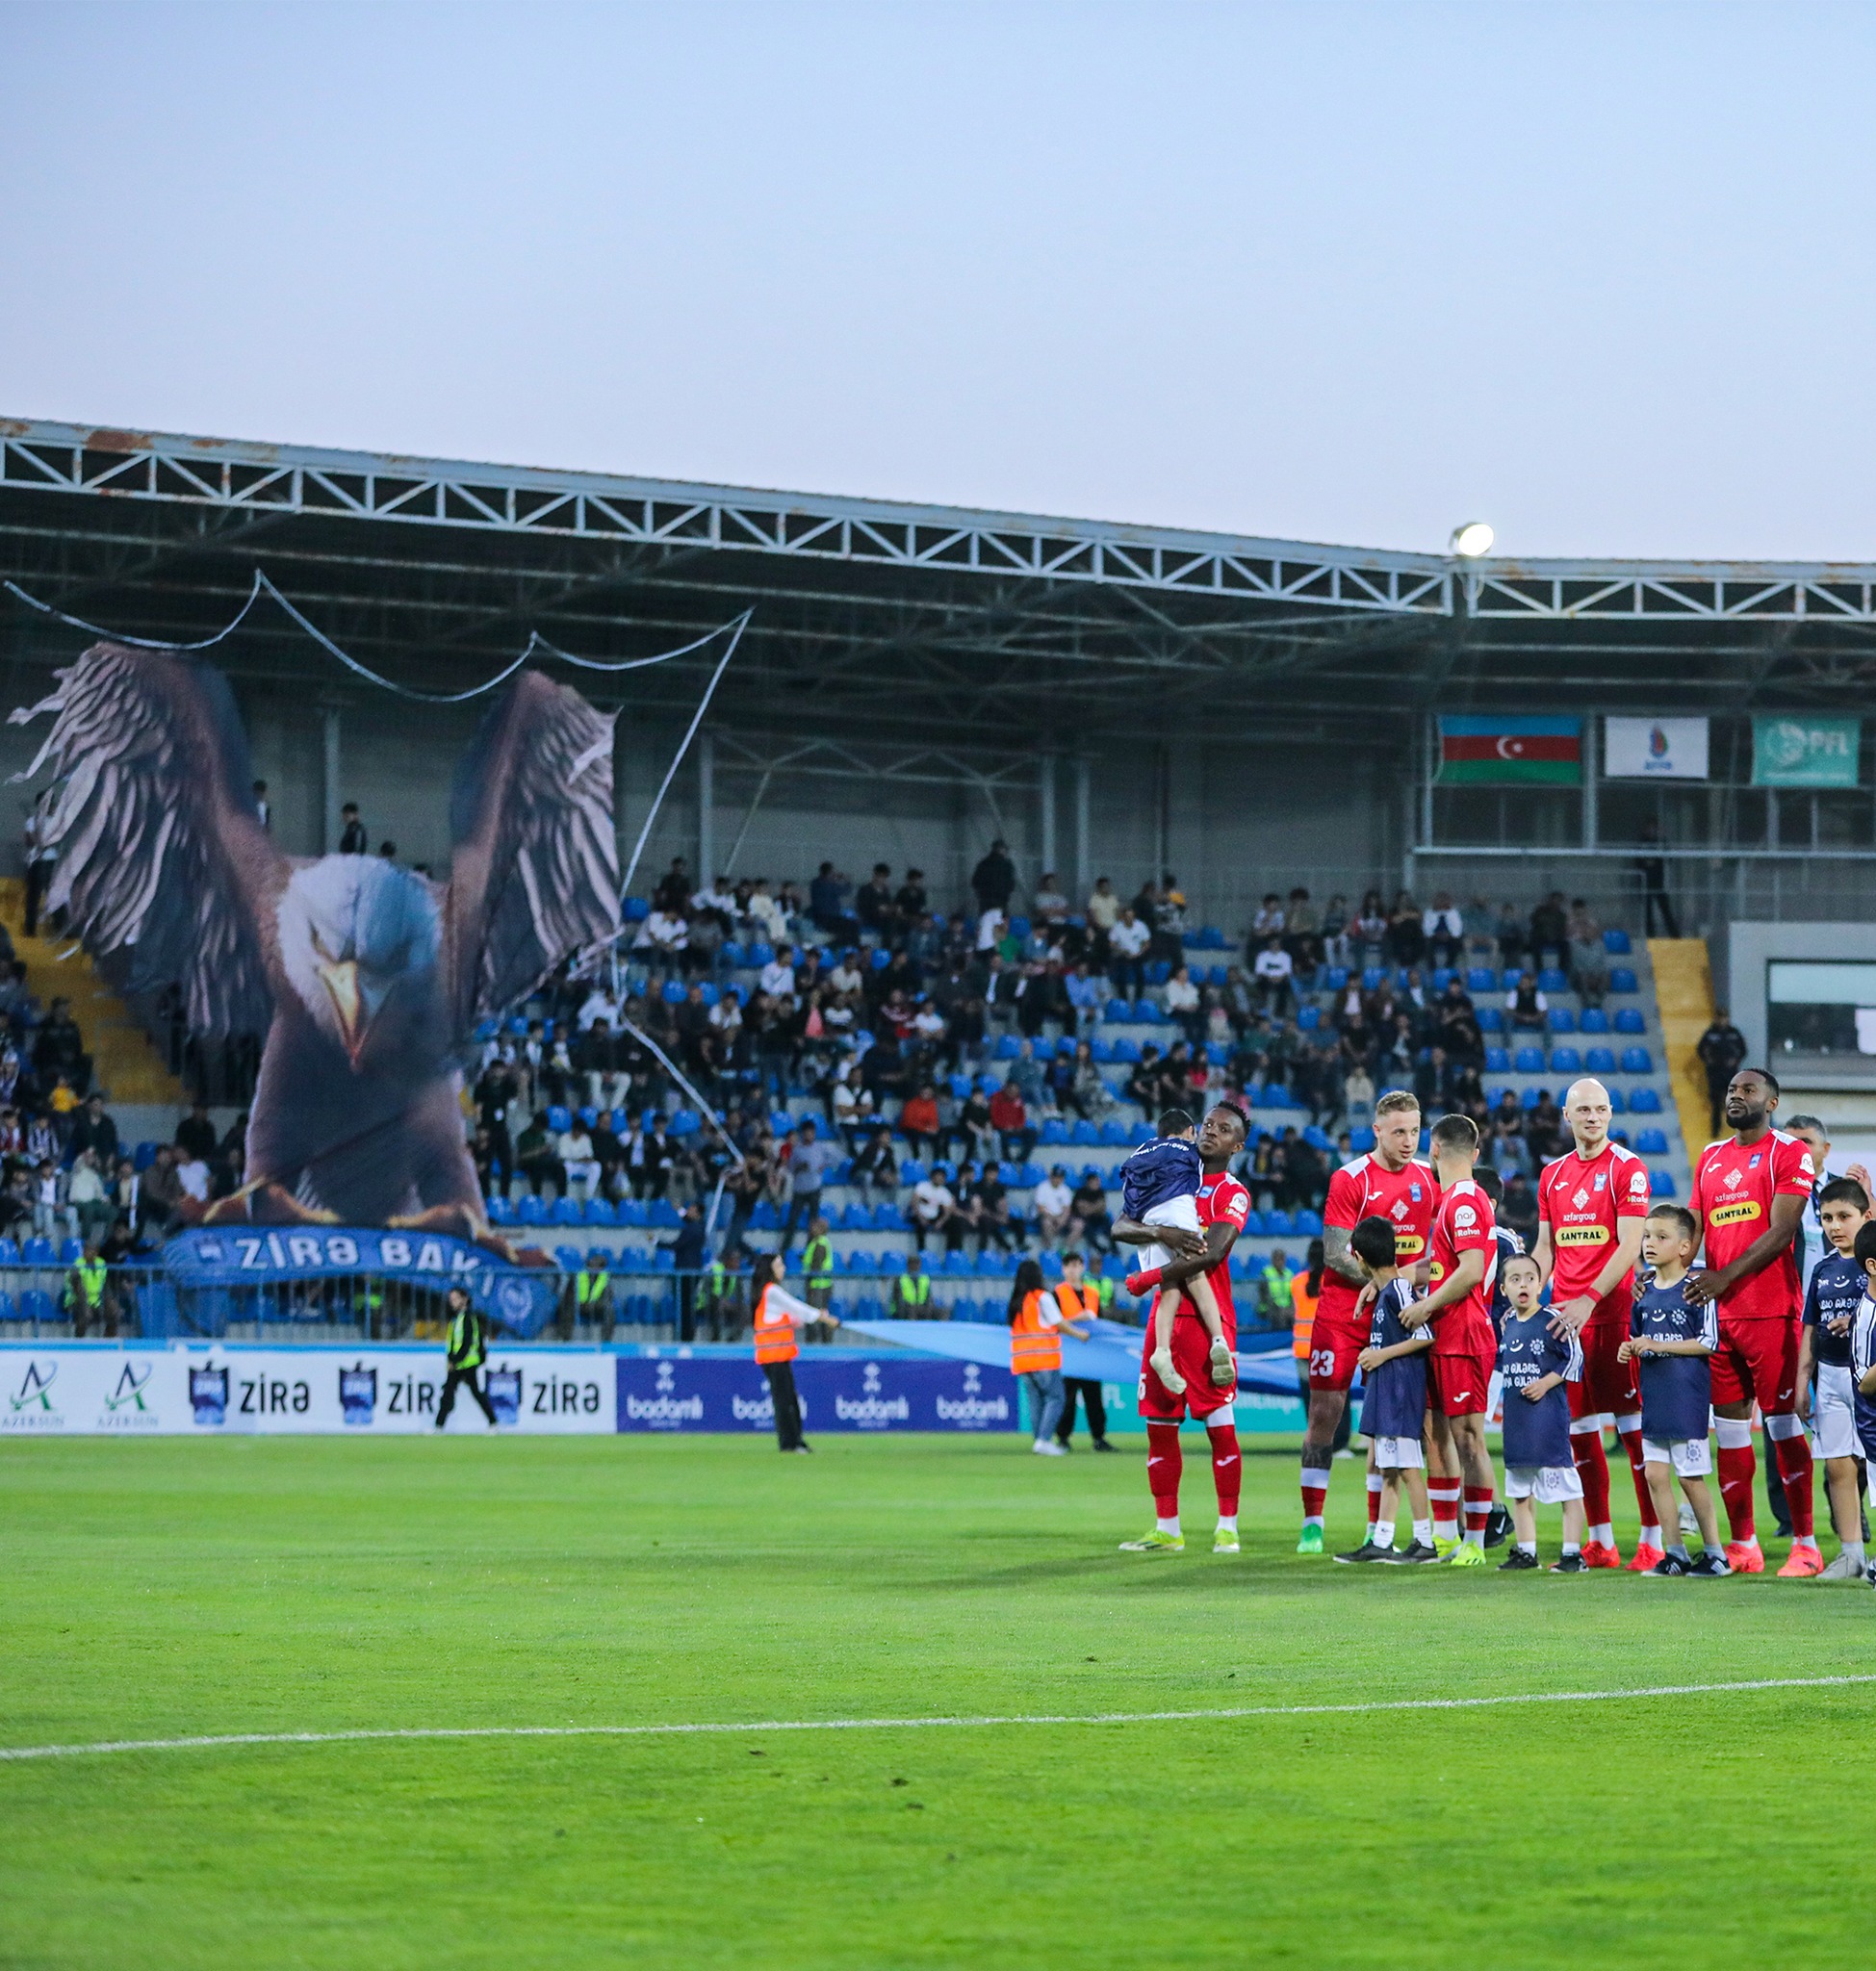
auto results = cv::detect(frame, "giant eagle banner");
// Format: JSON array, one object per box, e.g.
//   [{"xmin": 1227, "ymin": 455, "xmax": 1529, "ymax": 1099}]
[{"xmin": 11, "ymin": 645, "xmax": 619, "ymax": 1248}]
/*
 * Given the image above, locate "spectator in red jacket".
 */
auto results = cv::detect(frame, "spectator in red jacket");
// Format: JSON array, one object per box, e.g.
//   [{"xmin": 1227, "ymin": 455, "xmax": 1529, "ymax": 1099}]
[{"xmin": 989, "ymin": 1079, "xmax": 1035, "ymax": 1163}]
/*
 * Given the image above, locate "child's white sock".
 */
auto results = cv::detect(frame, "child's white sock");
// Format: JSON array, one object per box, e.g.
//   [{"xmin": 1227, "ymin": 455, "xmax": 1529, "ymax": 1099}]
[
  {"xmin": 1411, "ymin": 1519, "xmax": 1432, "ymax": 1548},
  {"xmin": 1667, "ymin": 1542, "xmax": 1690, "ymax": 1561},
  {"xmin": 1157, "ymin": 1515, "xmax": 1180, "ymax": 1537},
  {"xmin": 1842, "ymin": 1541, "xmax": 1865, "ymax": 1570},
  {"xmin": 1560, "ymin": 1540, "xmax": 1581, "ymax": 1556},
  {"xmin": 1517, "ymin": 1539, "xmax": 1536, "ymax": 1556},
  {"xmin": 1372, "ymin": 1518, "xmax": 1396, "ymax": 1549}
]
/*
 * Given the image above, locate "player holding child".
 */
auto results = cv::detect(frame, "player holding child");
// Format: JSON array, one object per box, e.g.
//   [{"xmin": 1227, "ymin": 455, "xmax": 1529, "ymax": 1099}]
[{"xmin": 1119, "ymin": 1108, "xmax": 1233, "ymax": 1397}]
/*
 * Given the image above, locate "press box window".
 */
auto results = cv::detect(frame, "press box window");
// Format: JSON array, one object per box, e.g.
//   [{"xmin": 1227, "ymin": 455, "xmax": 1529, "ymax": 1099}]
[{"xmin": 1766, "ymin": 960, "xmax": 1876, "ymax": 1055}]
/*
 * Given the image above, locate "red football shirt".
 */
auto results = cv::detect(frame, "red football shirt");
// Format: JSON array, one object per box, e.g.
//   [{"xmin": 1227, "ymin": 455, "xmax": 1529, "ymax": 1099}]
[
  {"xmin": 1319, "ymin": 1153, "xmax": 1438, "ymax": 1331},
  {"xmin": 1194, "ymin": 1169, "xmax": 1251, "ymax": 1333},
  {"xmin": 1690, "ymin": 1129, "xmax": 1813, "ymax": 1325},
  {"xmin": 1426, "ymin": 1176, "xmax": 1498, "ymax": 1357},
  {"xmin": 1536, "ymin": 1141, "xmax": 1652, "ymax": 1319}
]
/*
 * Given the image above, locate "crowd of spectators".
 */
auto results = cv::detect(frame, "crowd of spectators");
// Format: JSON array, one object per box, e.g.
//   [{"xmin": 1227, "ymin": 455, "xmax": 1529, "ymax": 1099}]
[{"xmin": 467, "ymin": 857, "xmax": 1640, "ymax": 1298}]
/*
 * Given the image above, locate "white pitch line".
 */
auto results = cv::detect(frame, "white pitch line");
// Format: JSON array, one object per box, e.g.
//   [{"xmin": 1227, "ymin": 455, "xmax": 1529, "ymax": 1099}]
[{"xmin": 5, "ymin": 1674, "xmax": 1875, "ymax": 1764}]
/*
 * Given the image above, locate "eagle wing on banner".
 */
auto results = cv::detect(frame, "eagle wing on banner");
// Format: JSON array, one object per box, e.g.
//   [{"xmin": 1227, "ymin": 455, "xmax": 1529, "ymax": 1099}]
[
  {"xmin": 443, "ymin": 671, "xmax": 619, "ymax": 1036},
  {"xmin": 11, "ymin": 642, "xmax": 286, "ymax": 1033}
]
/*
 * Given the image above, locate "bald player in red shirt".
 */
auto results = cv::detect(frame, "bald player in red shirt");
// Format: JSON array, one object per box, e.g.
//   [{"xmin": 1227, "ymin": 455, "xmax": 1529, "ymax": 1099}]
[
  {"xmin": 1298, "ymin": 1090, "xmax": 1437, "ymax": 1553},
  {"xmin": 1534, "ymin": 1077, "xmax": 1656, "ymax": 1570},
  {"xmin": 1686, "ymin": 1065, "xmax": 1819, "ymax": 1575}
]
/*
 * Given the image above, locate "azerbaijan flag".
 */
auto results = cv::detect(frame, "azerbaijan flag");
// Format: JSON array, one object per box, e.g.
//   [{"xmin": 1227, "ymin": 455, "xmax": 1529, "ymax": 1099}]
[{"xmin": 1437, "ymin": 715, "xmax": 1581, "ymax": 785}]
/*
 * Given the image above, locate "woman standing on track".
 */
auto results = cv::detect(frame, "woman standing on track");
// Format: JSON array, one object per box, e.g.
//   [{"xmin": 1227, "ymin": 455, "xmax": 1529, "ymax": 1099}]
[
  {"xmin": 751, "ymin": 1251, "xmax": 833, "ymax": 1452},
  {"xmin": 1009, "ymin": 1256, "xmax": 1091, "ymax": 1455}
]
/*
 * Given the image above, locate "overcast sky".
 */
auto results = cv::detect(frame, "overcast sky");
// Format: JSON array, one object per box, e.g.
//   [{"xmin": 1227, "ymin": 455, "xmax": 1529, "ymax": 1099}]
[{"xmin": 4, "ymin": 3, "xmax": 1873, "ymax": 561}]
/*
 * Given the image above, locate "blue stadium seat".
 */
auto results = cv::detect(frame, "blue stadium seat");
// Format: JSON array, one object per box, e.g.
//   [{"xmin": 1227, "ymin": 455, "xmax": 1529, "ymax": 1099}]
[
  {"xmin": 622, "ymin": 896, "xmax": 651, "ymax": 922},
  {"xmin": 660, "ymin": 978, "xmax": 685, "ymax": 1005},
  {"xmin": 748, "ymin": 941, "xmax": 774, "ymax": 968},
  {"xmin": 1614, "ymin": 1008, "xmax": 1646, "ymax": 1035},
  {"xmin": 19, "ymin": 1289, "xmax": 55, "ymax": 1325},
  {"xmin": 1297, "ymin": 1006, "xmax": 1321, "ymax": 1031},
  {"xmin": 899, "ymin": 1159, "xmax": 926, "ymax": 1186},
  {"xmin": 1515, "ymin": 1046, "xmax": 1545, "ymax": 1074},
  {"xmin": 1550, "ymin": 1047, "xmax": 1581, "ymax": 1074},
  {"xmin": 1069, "ymin": 1119, "xmax": 1098, "ymax": 1146},
  {"xmin": 1649, "ymin": 1169, "xmax": 1677, "ymax": 1198},
  {"xmin": 1579, "ymin": 1007, "xmax": 1609, "ymax": 1035},
  {"xmin": 1089, "ymin": 1038, "xmax": 1114, "ymax": 1063},
  {"xmin": 1056, "ymin": 1034, "xmax": 1080, "ymax": 1056},
  {"xmin": 1295, "ymin": 1208, "xmax": 1324, "ymax": 1237},
  {"xmin": 1099, "ymin": 1121, "xmax": 1130, "ymax": 1146},
  {"xmin": 1547, "ymin": 1008, "xmax": 1576, "ymax": 1034},
  {"xmin": 1041, "ymin": 1117, "xmax": 1069, "ymax": 1145},
  {"xmin": 552, "ymin": 1196, "xmax": 583, "ymax": 1226},
  {"xmin": 1302, "ymin": 1127, "xmax": 1333, "ymax": 1153},
  {"xmin": 720, "ymin": 940, "xmax": 746, "ymax": 969},
  {"xmin": 1362, "ymin": 966, "xmax": 1386, "ymax": 990},
  {"xmin": 1229, "ymin": 1250, "xmax": 1256, "ymax": 1280},
  {"xmin": 1608, "ymin": 967, "xmax": 1637, "ymax": 994},
  {"xmin": 554, "ymin": 1243, "xmax": 584, "ymax": 1271},
  {"xmin": 751, "ymin": 1201, "xmax": 782, "ymax": 1230},
  {"xmin": 1349, "ymin": 1126, "xmax": 1376, "ymax": 1153},
  {"xmin": 881, "ymin": 1250, "xmax": 906, "ymax": 1274},
  {"xmin": 650, "ymin": 1199, "xmax": 682, "ymax": 1228},
  {"xmin": 1209, "ymin": 964, "xmax": 1230, "ymax": 987},
  {"xmin": 517, "ymin": 1196, "xmax": 547, "ymax": 1227},
  {"xmin": 1431, "ymin": 969, "xmax": 1454, "ymax": 993},
  {"xmin": 652, "ymin": 1248, "xmax": 675, "ymax": 1271},
  {"xmin": 486, "ymin": 1196, "xmax": 516, "ymax": 1227},
  {"xmin": 1621, "ymin": 1047, "xmax": 1654, "ymax": 1074},
  {"xmin": 1478, "ymin": 1007, "xmax": 1503, "ymax": 1033},
  {"xmin": 990, "ymin": 1034, "xmax": 1017, "ymax": 1061},
  {"xmin": 1242, "ymin": 1210, "xmax": 1272, "ymax": 1238},
  {"xmin": 617, "ymin": 1198, "xmax": 650, "ymax": 1228},
  {"xmin": 1537, "ymin": 968, "xmax": 1569, "ymax": 995},
  {"xmin": 1606, "ymin": 1087, "xmax": 1628, "ymax": 1113},
  {"xmin": 1629, "ymin": 1087, "xmax": 1662, "ymax": 1114},
  {"xmin": 668, "ymin": 1110, "xmax": 701, "ymax": 1139},
  {"xmin": 1129, "ymin": 1120, "xmax": 1156, "ymax": 1144},
  {"xmin": 1485, "ymin": 1047, "xmax": 1510, "ymax": 1073},
  {"xmin": 943, "ymin": 1251, "xmax": 974, "ymax": 1277},
  {"xmin": 546, "ymin": 1105, "xmax": 572, "ymax": 1135},
  {"xmin": 56, "ymin": 1237, "xmax": 82, "ymax": 1266},
  {"xmin": 1325, "ymin": 967, "xmax": 1349, "ymax": 991},
  {"xmin": 583, "ymin": 1198, "xmax": 616, "ymax": 1227},
  {"xmin": 1145, "ymin": 960, "xmax": 1171, "ymax": 986},
  {"xmin": 839, "ymin": 1201, "xmax": 870, "ymax": 1229},
  {"xmin": 1206, "ymin": 1041, "xmax": 1229, "ymax": 1066},
  {"xmin": 947, "ymin": 1074, "xmax": 972, "ymax": 1101},
  {"xmin": 1603, "ymin": 928, "xmax": 1632, "ymax": 954},
  {"xmin": 1501, "ymin": 969, "xmax": 1524, "ymax": 991},
  {"xmin": 1635, "ymin": 1128, "xmax": 1669, "ymax": 1155},
  {"xmin": 1584, "ymin": 1046, "xmax": 1617, "ymax": 1074},
  {"xmin": 1259, "ymin": 1084, "xmax": 1292, "ymax": 1110},
  {"xmin": 1112, "ymin": 1038, "xmax": 1141, "ymax": 1063},
  {"xmin": 874, "ymin": 1201, "xmax": 908, "ymax": 1231},
  {"xmin": 1521, "ymin": 1088, "xmax": 1545, "ymax": 1111},
  {"xmin": 134, "ymin": 1140, "xmax": 159, "ymax": 1170},
  {"xmin": 1265, "ymin": 1210, "xmax": 1298, "ymax": 1238},
  {"xmin": 844, "ymin": 1250, "xmax": 879, "ymax": 1276},
  {"xmin": 1467, "ymin": 967, "xmax": 1497, "ymax": 993}
]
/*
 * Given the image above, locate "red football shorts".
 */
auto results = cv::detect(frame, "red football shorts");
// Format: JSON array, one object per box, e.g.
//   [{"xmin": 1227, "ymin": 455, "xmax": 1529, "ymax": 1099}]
[
  {"xmin": 1428, "ymin": 1346, "xmax": 1495, "ymax": 1419},
  {"xmin": 1709, "ymin": 1316, "xmax": 1799, "ymax": 1415},
  {"xmin": 1139, "ymin": 1314, "xmax": 1238, "ymax": 1422},
  {"xmin": 1305, "ymin": 1318, "xmax": 1367, "ymax": 1394},
  {"xmin": 1566, "ymin": 1319, "xmax": 1641, "ymax": 1421}
]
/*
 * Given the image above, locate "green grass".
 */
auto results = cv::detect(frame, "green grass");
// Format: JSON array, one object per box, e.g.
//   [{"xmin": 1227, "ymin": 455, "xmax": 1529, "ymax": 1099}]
[{"xmin": 2, "ymin": 1431, "xmax": 1872, "ymax": 1970}]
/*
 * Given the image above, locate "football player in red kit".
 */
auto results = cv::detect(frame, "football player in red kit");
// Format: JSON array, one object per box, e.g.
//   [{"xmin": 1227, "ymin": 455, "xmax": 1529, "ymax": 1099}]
[
  {"xmin": 1115, "ymin": 1101, "xmax": 1251, "ymax": 1555},
  {"xmin": 1298, "ymin": 1090, "xmax": 1437, "ymax": 1552},
  {"xmin": 1399, "ymin": 1113, "xmax": 1501, "ymax": 1566},
  {"xmin": 1686, "ymin": 1066, "xmax": 1819, "ymax": 1575},
  {"xmin": 1534, "ymin": 1078, "xmax": 1655, "ymax": 1570}
]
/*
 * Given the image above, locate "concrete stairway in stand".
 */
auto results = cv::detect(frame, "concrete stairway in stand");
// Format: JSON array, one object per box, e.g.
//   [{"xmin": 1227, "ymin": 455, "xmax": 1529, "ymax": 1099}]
[
  {"xmin": 1649, "ymin": 937, "xmax": 1718, "ymax": 1162},
  {"xmin": 0, "ymin": 878, "xmax": 186, "ymax": 1105}
]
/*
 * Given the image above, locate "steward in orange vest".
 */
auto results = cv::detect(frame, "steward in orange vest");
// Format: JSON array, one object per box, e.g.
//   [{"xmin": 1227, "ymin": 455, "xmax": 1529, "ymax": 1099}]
[
  {"xmin": 1052, "ymin": 1251, "xmax": 1115, "ymax": 1451},
  {"xmin": 751, "ymin": 1251, "xmax": 830, "ymax": 1451},
  {"xmin": 1008, "ymin": 1256, "xmax": 1092, "ymax": 1453}
]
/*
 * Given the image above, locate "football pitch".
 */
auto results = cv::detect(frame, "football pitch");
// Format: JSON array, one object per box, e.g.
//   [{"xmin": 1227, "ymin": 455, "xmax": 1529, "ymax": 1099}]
[{"xmin": 4, "ymin": 1431, "xmax": 1873, "ymax": 1970}]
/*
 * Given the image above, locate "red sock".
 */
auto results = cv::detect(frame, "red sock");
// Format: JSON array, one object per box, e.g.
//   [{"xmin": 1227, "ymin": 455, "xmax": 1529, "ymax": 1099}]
[
  {"xmin": 1298, "ymin": 1465, "xmax": 1328, "ymax": 1521},
  {"xmin": 1128, "ymin": 1267, "xmax": 1164, "ymax": 1297},
  {"xmin": 1616, "ymin": 1425, "xmax": 1658, "ymax": 1535},
  {"xmin": 1367, "ymin": 1471, "xmax": 1384, "ymax": 1527},
  {"xmin": 1570, "ymin": 1426, "xmax": 1611, "ymax": 1530},
  {"xmin": 1717, "ymin": 1441, "xmax": 1757, "ymax": 1542},
  {"xmin": 1774, "ymin": 1431, "xmax": 1815, "ymax": 1539},
  {"xmin": 1428, "ymin": 1479, "xmax": 1461, "ymax": 1538},
  {"xmin": 1146, "ymin": 1421, "xmax": 1183, "ymax": 1519},
  {"xmin": 1463, "ymin": 1485, "xmax": 1494, "ymax": 1539},
  {"xmin": 1211, "ymin": 1428, "xmax": 1242, "ymax": 1518}
]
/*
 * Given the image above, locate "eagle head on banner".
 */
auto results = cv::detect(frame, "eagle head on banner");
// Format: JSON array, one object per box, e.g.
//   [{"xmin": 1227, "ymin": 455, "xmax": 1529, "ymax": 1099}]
[{"xmin": 10, "ymin": 648, "xmax": 619, "ymax": 1248}]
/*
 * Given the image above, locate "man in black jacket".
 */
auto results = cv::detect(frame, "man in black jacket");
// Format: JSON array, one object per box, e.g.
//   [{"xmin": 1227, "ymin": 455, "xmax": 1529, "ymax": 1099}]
[{"xmin": 971, "ymin": 840, "xmax": 1016, "ymax": 918}]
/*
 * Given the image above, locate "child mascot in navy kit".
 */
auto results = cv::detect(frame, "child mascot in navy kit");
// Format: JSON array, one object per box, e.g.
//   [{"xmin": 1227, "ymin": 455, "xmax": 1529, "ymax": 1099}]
[
  {"xmin": 1120, "ymin": 1108, "xmax": 1231, "ymax": 1397},
  {"xmin": 1619, "ymin": 1204, "xmax": 1730, "ymax": 1575},
  {"xmin": 1495, "ymin": 1252, "xmax": 1588, "ymax": 1571}
]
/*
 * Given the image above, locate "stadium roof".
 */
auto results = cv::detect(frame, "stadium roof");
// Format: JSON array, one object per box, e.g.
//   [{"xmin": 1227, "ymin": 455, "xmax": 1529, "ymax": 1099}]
[{"xmin": 4, "ymin": 415, "xmax": 1874, "ymax": 753}]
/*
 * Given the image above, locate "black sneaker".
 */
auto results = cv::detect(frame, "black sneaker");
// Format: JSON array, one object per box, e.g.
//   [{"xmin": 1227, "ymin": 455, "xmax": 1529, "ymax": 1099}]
[
  {"xmin": 1334, "ymin": 1542, "xmax": 1395, "ymax": 1564},
  {"xmin": 1648, "ymin": 1553, "xmax": 1692, "ymax": 1576},
  {"xmin": 1498, "ymin": 1549, "xmax": 1539, "ymax": 1571},
  {"xmin": 1483, "ymin": 1504, "xmax": 1513, "ymax": 1549},
  {"xmin": 1388, "ymin": 1540, "xmax": 1443, "ymax": 1564},
  {"xmin": 1550, "ymin": 1552, "xmax": 1587, "ymax": 1574},
  {"xmin": 1091, "ymin": 1439, "xmax": 1121, "ymax": 1453},
  {"xmin": 1688, "ymin": 1551, "xmax": 1733, "ymax": 1576}
]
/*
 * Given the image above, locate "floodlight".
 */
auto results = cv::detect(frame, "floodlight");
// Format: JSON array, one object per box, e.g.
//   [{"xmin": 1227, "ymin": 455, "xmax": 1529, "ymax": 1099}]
[{"xmin": 1450, "ymin": 521, "xmax": 1495, "ymax": 558}]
